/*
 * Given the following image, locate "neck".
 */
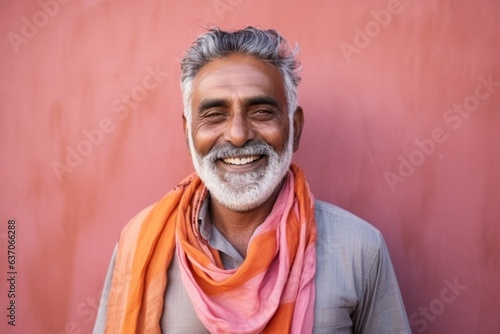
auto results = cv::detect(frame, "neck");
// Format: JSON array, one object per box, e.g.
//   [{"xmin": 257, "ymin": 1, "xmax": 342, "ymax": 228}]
[{"xmin": 208, "ymin": 182, "xmax": 283, "ymax": 257}]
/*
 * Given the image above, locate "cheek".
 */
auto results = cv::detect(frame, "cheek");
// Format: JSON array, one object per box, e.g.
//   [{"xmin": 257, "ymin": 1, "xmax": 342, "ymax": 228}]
[
  {"xmin": 191, "ymin": 126, "xmax": 222, "ymax": 156},
  {"xmin": 259, "ymin": 124, "xmax": 290, "ymax": 152}
]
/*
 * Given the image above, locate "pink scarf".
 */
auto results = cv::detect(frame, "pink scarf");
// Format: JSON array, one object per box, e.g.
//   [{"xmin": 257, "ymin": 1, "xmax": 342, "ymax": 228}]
[{"xmin": 105, "ymin": 165, "xmax": 317, "ymax": 333}]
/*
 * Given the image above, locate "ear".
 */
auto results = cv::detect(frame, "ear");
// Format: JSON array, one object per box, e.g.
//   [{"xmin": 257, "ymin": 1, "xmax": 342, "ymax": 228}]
[
  {"xmin": 182, "ymin": 114, "xmax": 191, "ymax": 155},
  {"xmin": 292, "ymin": 106, "xmax": 304, "ymax": 152}
]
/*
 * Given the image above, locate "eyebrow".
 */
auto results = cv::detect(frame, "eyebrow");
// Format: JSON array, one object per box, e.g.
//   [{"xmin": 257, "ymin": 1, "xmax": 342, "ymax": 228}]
[
  {"xmin": 245, "ymin": 96, "xmax": 280, "ymax": 108},
  {"xmin": 197, "ymin": 96, "xmax": 280, "ymax": 114},
  {"xmin": 198, "ymin": 98, "xmax": 230, "ymax": 113}
]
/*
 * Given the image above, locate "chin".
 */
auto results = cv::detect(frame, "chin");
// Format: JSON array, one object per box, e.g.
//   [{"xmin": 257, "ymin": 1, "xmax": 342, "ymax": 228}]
[
  {"xmin": 207, "ymin": 169, "xmax": 288, "ymax": 212},
  {"xmin": 215, "ymin": 188, "xmax": 272, "ymax": 212}
]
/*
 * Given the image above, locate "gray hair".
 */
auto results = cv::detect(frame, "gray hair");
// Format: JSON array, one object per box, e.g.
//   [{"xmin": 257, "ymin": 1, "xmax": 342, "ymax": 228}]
[{"xmin": 180, "ymin": 26, "xmax": 301, "ymax": 122}]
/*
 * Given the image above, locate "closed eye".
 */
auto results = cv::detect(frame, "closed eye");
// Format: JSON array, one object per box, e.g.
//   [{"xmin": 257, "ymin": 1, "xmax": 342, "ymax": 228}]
[
  {"xmin": 202, "ymin": 110, "xmax": 227, "ymax": 121},
  {"xmin": 250, "ymin": 108, "xmax": 276, "ymax": 120},
  {"xmin": 206, "ymin": 111, "xmax": 225, "ymax": 117}
]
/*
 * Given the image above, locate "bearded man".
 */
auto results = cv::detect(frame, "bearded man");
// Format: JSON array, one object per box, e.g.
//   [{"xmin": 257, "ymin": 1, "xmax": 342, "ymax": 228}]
[{"xmin": 93, "ymin": 26, "xmax": 411, "ymax": 334}]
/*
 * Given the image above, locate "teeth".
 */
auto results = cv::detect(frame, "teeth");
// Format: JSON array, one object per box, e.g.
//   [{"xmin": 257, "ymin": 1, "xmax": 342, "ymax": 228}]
[{"xmin": 222, "ymin": 155, "xmax": 260, "ymax": 165}]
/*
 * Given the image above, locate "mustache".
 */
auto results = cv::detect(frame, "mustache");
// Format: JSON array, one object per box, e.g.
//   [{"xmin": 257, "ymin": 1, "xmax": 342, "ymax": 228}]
[{"xmin": 204, "ymin": 141, "xmax": 274, "ymax": 161}]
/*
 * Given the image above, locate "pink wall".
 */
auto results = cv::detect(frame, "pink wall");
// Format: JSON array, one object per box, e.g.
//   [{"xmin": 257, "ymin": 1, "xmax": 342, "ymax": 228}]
[{"xmin": 1, "ymin": 0, "xmax": 499, "ymax": 333}]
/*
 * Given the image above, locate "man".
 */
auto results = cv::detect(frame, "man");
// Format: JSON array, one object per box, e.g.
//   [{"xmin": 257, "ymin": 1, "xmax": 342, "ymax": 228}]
[{"xmin": 94, "ymin": 26, "xmax": 410, "ymax": 333}]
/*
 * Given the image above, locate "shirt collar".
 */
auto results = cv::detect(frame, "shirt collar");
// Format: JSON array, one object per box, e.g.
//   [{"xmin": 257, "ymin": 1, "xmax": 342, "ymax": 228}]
[{"xmin": 198, "ymin": 196, "xmax": 244, "ymax": 269}]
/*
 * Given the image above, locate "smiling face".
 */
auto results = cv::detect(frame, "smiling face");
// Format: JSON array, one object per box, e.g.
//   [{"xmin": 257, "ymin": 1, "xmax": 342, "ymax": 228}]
[{"xmin": 184, "ymin": 54, "xmax": 303, "ymax": 212}]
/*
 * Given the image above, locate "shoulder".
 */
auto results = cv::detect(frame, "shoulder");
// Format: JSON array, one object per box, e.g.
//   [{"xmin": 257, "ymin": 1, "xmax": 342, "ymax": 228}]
[
  {"xmin": 312, "ymin": 200, "xmax": 390, "ymax": 311},
  {"xmin": 120, "ymin": 204, "xmax": 156, "ymax": 240},
  {"xmin": 314, "ymin": 199, "xmax": 382, "ymax": 239},
  {"xmin": 314, "ymin": 199, "xmax": 384, "ymax": 261}
]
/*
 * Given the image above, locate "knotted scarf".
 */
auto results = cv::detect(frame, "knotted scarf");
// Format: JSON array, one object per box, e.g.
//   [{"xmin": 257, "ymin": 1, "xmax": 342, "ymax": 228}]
[{"xmin": 105, "ymin": 165, "xmax": 317, "ymax": 333}]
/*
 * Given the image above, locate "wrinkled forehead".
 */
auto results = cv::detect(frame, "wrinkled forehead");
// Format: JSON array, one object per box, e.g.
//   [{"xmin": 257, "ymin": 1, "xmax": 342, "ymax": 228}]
[{"xmin": 191, "ymin": 54, "xmax": 286, "ymax": 106}]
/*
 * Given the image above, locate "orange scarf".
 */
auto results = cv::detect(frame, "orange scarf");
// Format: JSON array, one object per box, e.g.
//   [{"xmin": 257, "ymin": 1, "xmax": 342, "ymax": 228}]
[{"xmin": 105, "ymin": 165, "xmax": 317, "ymax": 333}]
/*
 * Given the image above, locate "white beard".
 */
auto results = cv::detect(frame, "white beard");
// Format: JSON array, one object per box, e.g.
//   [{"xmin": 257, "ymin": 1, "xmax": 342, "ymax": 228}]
[{"xmin": 187, "ymin": 119, "xmax": 294, "ymax": 212}]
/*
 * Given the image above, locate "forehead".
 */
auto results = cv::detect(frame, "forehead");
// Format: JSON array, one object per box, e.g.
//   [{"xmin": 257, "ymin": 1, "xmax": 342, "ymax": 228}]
[{"xmin": 191, "ymin": 54, "xmax": 286, "ymax": 104}]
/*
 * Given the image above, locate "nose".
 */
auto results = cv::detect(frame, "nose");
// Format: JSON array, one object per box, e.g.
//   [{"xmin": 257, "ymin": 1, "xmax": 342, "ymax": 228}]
[{"xmin": 224, "ymin": 111, "xmax": 254, "ymax": 147}]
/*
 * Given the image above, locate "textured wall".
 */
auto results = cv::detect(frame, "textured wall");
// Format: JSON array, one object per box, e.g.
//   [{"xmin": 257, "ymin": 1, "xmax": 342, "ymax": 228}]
[{"xmin": 1, "ymin": 0, "xmax": 499, "ymax": 333}]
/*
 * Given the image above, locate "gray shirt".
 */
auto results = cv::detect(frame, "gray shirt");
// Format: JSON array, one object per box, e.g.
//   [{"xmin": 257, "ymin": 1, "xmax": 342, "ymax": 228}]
[{"xmin": 93, "ymin": 200, "xmax": 411, "ymax": 333}]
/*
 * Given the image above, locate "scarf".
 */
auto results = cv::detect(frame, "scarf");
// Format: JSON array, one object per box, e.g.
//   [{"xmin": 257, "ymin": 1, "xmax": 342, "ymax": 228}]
[{"xmin": 105, "ymin": 165, "xmax": 317, "ymax": 333}]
